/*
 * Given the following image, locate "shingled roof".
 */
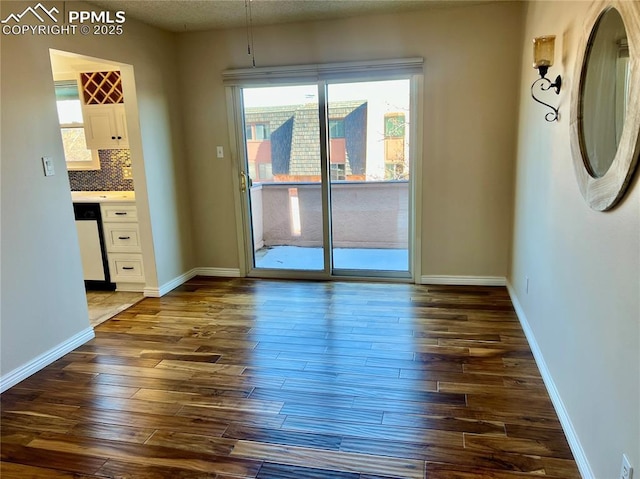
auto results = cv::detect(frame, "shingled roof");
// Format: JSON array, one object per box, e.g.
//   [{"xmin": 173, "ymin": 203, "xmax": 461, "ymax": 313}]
[{"xmin": 245, "ymin": 100, "xmax": 367, "ymax": 177}]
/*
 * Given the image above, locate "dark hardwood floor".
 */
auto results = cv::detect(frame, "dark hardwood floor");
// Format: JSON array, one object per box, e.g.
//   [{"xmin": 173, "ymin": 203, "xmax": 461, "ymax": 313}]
[{"xmin": 0, "ymin": 277, "xmax": 581, "ymax": 478}]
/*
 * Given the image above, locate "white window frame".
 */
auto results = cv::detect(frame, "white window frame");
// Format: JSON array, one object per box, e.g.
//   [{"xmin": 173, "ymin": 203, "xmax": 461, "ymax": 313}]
[{"xmin": 55, "ymin": 79, "xmax": 101, "ymax": 171}]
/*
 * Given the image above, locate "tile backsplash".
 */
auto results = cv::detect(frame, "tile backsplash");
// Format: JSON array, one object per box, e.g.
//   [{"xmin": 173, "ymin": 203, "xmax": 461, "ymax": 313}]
[{"xmin": 68, "ymin": 149, "xmax": 134, "ymax": 191}]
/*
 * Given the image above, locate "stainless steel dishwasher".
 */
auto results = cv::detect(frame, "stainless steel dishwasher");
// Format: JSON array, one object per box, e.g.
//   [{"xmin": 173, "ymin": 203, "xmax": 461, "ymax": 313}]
[{"xmin": 73, "ymin": 203, "xmax": 115, "ymax": 290}]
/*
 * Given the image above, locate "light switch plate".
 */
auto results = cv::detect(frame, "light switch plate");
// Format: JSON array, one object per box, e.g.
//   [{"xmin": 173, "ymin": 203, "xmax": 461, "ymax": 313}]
[
  {"xmin": 42, "ymin": 157, "xmax": 55, "ymax": 176},
  {"xmin": 216, "ymin": 146, "xmax": 224, "ymax": 159},
  {"xmin": 621, "ymin": 454, "xmax": 633, "ymax": 479}
]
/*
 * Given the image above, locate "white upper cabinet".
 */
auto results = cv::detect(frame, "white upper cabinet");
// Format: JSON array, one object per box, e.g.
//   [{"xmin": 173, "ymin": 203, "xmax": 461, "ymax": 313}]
[
  {"xmin": 83, "ymin": 104, "xmax": 129, "ymax": 150},
  {"xmin": 80, "ymin": 70, "xmax": 129, "ymax": 150}
]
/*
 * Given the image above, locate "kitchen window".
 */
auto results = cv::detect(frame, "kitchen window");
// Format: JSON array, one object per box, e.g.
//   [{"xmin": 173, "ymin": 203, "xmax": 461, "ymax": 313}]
[{"xmin": 55, "ymin": 80, "xmax": 100, "ymax": 170}]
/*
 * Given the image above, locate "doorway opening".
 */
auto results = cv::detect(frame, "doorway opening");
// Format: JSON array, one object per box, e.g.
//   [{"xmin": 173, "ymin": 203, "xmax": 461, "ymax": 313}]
[{"xmin": 49, "ymin": 49, "xmax": 147, "ymax": 325}]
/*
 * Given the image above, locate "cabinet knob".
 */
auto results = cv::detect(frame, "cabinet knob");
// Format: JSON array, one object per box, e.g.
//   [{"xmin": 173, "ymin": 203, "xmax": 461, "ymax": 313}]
[
  {"xmin": 111, "ymin": 136, "xmax": 116, "ymax": 139},
  {"xmin": 122, "ymin": 266, "xmax": 135, "ymax": 270},
  {"xmin": 118, "ymin": 236, "xmax": 131, "ymax": 240},
  {"xmin": 114, "ymin": 212, "xmax": 127, "ymax": 216},
  {"xmin": 117, "ymin": 136, "xmax": 122, "ymax": 140}
]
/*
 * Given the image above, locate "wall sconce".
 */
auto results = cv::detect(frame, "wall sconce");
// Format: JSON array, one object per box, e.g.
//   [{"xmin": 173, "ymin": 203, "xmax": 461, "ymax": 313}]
[{"xmin": 532, "ymin": 35, "xmax": 562, "ymax": 122}]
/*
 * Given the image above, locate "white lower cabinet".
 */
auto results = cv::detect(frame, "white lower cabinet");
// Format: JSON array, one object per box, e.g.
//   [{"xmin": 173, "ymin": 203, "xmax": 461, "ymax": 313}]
[
  {"xmin": 108, "ymin": 254, "xmax": 145, "ymax": 283},
  {"xmin": 100, "ymin": 202, "xmax": 145, "ymax": 291},
  {"xmin": 101, "ymin": 204, "xmax": 138, "ymax": 222},
  {"xmin": 103, "ymin": 223, "xmax": 141, "ymax": 252}
]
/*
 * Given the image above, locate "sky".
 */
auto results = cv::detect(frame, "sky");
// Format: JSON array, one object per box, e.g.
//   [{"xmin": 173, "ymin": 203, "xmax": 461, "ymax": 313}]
[{"xmin": 242, "ymin": 79, "xmax": 410, "ymax": 111}]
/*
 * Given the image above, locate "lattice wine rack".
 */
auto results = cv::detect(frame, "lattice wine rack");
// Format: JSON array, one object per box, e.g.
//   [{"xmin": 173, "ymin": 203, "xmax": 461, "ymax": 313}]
[{"xmin": 80, "ymin": 71, "xmax": 124, "ymax": 105}]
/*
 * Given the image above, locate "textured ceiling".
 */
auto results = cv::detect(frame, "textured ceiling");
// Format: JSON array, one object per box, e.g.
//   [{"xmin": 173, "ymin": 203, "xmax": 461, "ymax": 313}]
[{"xmin": 86, "ymin": 0, "xmax": 496, "ymax": 33}]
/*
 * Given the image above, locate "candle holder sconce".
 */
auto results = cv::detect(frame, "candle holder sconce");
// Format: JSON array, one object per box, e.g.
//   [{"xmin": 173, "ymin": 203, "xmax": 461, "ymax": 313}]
[{"xmin": 532, "ymin": 35, "xmax": 562, "ymax": 122}]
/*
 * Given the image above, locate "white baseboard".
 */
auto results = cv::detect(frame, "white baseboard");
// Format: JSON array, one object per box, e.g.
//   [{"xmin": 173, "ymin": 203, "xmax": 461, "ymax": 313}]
[
  {"xmin": 0, "ymin": 265, "xmax": 238, "ymax": 391},
  {"xmin": 143, "ymin": 267, "xmax": 242, "ymax": 297},
  {"xmin": 420, "ymin": 275, "xmax": 506, "ymax": 286},
  {"xmin": 154, "ymin": 270, "xmax": 504, "ymax": 289},
  {"xmin": 506, "ymin": 282, "xmax": 594, "ymax": 479},
  {"xmin": 143, "ymin": 268, "xmax": 199, "ymax": 297},
  {"xmin": 195, "ymin": 267, "xmax": 242, "ymax": 278},
  {"xmin": 0, "ymin": 327, "xmax": 95, "ymax": 393},
  {"xmin": 116, "ymin": 282, "xmax": 145, "ymax": 293}
]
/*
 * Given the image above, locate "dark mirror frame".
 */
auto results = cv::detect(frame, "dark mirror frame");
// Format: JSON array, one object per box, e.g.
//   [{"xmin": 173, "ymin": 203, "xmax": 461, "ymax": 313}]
[{"xmin": 570, "ymin": 1, "xmax": 640, "ymax": 211}]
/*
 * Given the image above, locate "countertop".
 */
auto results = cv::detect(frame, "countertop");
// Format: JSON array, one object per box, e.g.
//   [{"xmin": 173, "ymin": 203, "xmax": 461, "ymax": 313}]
[{"xmin": 71, "ymin": 191, "xmax": 136, "ymax": 203}]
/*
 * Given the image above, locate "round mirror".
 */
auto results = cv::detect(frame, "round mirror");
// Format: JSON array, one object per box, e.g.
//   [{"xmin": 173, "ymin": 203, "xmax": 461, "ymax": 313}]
[
  {"xmin": 570, "ymin": 1, "xmax": 640, "ymax": 211},
  {"xmin": 580, "ymin": 8, "xmax": 627, "ymax": 178}
]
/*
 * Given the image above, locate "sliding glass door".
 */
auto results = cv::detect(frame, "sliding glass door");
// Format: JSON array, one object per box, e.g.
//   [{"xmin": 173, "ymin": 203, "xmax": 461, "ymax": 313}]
[
  {"xmin": 236, "ymin": 76, "xmax": 415, "ymax": 279},
  {"xmin": 327, "ymin": 80, "xmax": 410, "ymax": 272},
  {"xmin": 241, "ymin": 84, "xmax": 325, "ymax": 271}
]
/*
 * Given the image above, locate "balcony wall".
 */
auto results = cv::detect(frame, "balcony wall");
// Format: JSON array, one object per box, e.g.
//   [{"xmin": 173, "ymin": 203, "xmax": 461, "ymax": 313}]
[{"xmin": 250, "ymin": 181, "xmax": 408, "ymax": 249}]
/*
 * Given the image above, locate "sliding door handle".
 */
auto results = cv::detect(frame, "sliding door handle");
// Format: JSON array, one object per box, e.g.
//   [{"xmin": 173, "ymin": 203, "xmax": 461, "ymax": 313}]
[{"xmin": 240, "ymin": 173, "xmax": 253, "ymax": 192}]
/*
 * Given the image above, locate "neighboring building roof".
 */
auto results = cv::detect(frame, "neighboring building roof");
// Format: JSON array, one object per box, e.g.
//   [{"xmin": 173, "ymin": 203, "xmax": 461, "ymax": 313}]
[{"xmin": 245, "ymin": 100, "xmax": 367, "ymax": 176}]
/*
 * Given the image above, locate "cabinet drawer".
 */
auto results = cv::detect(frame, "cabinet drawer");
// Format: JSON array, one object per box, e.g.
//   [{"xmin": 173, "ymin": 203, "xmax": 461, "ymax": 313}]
[
  {"xmin": 104, "ymin": 223, "xmax": 140, "ymax": 252},
  {"xmin": 108, "ymin": 254, "xmax": 145, "ymax": 283},
  {"xmin": 101, "ymin": 204, "xmax": 137, "ymax": 222}
]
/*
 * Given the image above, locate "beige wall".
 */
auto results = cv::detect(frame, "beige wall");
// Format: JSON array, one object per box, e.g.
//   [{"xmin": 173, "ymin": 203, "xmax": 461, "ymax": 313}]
[
  {"xmin": 177, "ymin": 2, "xmax": 524, "ymax": 277},
  {"xmin": 0, "ymin": 1, "xmax": 194, "ymax": 377},
  {"xmin": 510, "ymin": 1, "xmax": 639, "ymax": 477},
  {"xmin": 2, "ymin": 1, "xmax": 638, "ymax": 474}
]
